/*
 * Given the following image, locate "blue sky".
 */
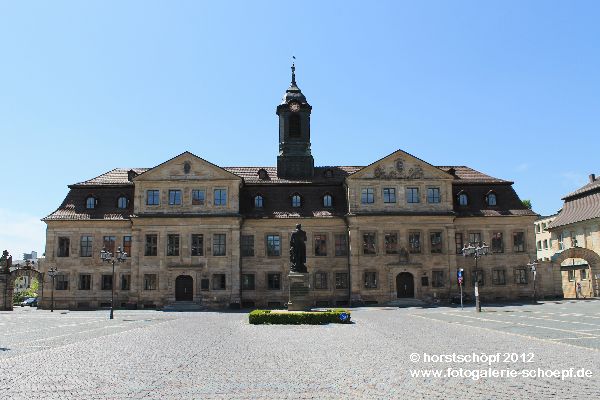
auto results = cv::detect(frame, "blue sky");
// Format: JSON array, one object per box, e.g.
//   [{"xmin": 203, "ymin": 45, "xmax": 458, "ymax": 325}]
[{"xmin": 0, "ymin": 1, "xmax": 598, "ymax": 258}]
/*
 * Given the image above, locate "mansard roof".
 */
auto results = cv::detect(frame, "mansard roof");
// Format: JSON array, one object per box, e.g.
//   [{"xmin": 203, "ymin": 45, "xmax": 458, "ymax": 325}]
[
  {"xmin": 43, "ymin": 187, "xmax": 134, "ymax": 221},
  {"xmin": 548, "ymin": 177, "xmax": 600, "ymax": 229}
]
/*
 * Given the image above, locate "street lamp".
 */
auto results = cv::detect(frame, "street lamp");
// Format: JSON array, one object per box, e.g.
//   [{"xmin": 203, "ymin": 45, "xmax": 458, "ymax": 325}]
[
  {"xmin": 47, "ymin": 266, "xmax": 58, "ymax": 312},
  {"xmin": 462, "ymin": 241, "xmax": 489, "ymax": 312},
  {"xmin": 527, "ymin": 260, "xmax": 538, "ymax": 304},
  {"xmin": 100, "ymin": 247, "xmax": 127, "ymax": 320}
]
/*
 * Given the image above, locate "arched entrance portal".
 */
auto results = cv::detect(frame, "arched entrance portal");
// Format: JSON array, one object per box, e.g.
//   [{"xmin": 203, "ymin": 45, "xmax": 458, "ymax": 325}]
[
  {"xmin": 175, "ymin": 275, "xmax": 193, "ymax": 301},
  {"xmin": 396, "ymin": 272, "xmax": 414, "ymax": 298},
  {"xmin": 552, "ymin": 247, "xmax": 600, "ymax": 298}
]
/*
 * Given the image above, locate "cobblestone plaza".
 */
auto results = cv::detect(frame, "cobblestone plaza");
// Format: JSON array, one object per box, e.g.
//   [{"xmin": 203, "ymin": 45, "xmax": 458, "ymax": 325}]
[{"xmin": 1, "ymin": 301, "xmax": 599, "ymax": 399}]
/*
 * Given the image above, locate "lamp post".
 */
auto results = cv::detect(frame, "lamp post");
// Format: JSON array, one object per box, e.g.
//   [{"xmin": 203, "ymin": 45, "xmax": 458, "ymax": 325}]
[
  {"xmin": 47, "ymin": 266, "xmax": 58, "ymax": 312},
  {"xmin": 527, "ymin": 260, "xmax": 538, "ymax": 304},
  {"xmin": 462, "ymin": 241, "xmax": 489, "ymax": 312},
  {"xmin": 100, "ymin": 247, "xmax": 127, "ymax": 320}
]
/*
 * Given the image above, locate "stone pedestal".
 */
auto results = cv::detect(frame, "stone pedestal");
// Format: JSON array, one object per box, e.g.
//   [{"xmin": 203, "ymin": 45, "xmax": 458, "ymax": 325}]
[{"xmin": 288, "ymin": 272, "xmax": 311, "ymax": 311}]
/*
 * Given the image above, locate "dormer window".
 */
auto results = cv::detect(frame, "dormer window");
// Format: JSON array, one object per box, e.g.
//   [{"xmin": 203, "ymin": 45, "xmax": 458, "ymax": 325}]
[
  {"xmin": 85, "ymin": 196, "xmax": 97, "ymax": 209},
  {"xmin": 117, "ymin": 196, "xmax": 129, "ymax": 209},
  {"xmin": 323, "ymin": 194, "xmax": 333, "ymax": 208},
  {"xmin": 486, "ymin": 191, "xmax": 497, "ymax": 206},
  {"xmin": 458, "ymin": 192, "xmax": 468, "ymax": 206},
  {"xmin": 254, "ymin": 195, "xmax": 264, "ymax": 209},
  {"xmin": 291, "ymin": 194, "xmax": 302, "ymax": 208},
  {"xmin": 257, "ymin": 169, "xmax": 269, "ymax": 180},
  {"xmin": 324, "ymin": 169, "xmax": 333, "ymax": 178}
]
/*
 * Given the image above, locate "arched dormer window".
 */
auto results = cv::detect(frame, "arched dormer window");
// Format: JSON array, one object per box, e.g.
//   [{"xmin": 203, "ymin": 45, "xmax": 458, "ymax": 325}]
[
  {"xmin": 254, "ymin": 195, "xmax": 264, "ymax": 209},
  {"xmin": 457, "ymin": 191, "xmax": 468, "ymax": 206},
  {"xmin": 323, "ymin": 194, "xmax": 333, "ymax": 208},
  {"xmin": 291, "ymin": 194, "xmax": 302, "ymax": 208},
  {"xmin": 117, "ymin": 195, "xmax": 129, "ymax": 209},
  {"xmin": 257, "ymin": 168, "xmax": 269, "ymax": 180},
  {"xmin": 85, "ymin": 196, "xmax": 97, "ymax": 209},
  {"xmin": 324, "ymin": 168, "xmax": 333, "ymax": 178},
  {"xmin": 486, "ymin": 191, "xmax": 497, "ymax": 206},
  {"xmin": 289, "ymin": 114, "xmax": 301, "ymax": 137}
]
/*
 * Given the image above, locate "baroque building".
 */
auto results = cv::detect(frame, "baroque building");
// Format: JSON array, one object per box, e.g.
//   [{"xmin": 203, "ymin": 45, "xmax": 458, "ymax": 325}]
[{"xmin": 41, "ymin": 66, "xmax": 543, "ymax": 310}]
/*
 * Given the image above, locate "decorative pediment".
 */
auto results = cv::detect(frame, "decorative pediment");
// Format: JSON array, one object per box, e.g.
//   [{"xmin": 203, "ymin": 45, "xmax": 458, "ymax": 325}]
[
  {"xmin": 349, "ymin": 150, "xmax": 453, "ymax": 181},
  {"xmin": 134, "ymin": 152, "xmax": 241, "ymax": 182}
]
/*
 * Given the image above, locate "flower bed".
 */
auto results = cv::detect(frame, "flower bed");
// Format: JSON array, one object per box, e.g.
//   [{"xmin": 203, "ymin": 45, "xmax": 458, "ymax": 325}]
[{"xmin": 249, "ymin": 309, "xmax": 351, "ymax": 325}]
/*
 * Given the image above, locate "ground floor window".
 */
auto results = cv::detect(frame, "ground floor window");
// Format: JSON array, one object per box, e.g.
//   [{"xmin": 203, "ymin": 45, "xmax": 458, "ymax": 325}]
[
  {"xmin": 200, "ymin": 278, "xmax": 210, "ymax": 291},
  {"xmin": 515, "ymin": 268, "xmax": 528, "ymax": 284},
  {"xmin": 101, "ymin": 274, "xmax": 113, "ymax": 290},
  {"xmin": 212, "ymin": 274, "xmax": 226, "ymax": 290},
  {"xmin": 472, "ymin": 270, "xmax": 484, "ymax": 286},
  {"xmin": 364, "ymin": 272, "xmax": 377, "ymax": 289},
  {"xmin": 267, "ymin": 273, "xmax": 281, "ymax": 290},
  {"xmin": 492, "ymin": 269, "xmax": 506, "ymax": 285},
  {"xmin": 567, "ymin": 269, "xmax": 575, "ymax": 281},
  {"xmin": 121, "ymin": 274, "xmax": 131, "ymax": 290},
  {"xmin": 314, "ymin": 272, "xmax": 328, "ymax": 289},
  {"xmin": 432, "ymin": 271, "xmax": 444, "ymax": 287},
  {"xmin": 335, "ymin": 272, "xmax": 348, "ymax": 289},
  {"xmin": 242, "ymin": 274, "xmax": 255, "ymax": 290},
  {"xmin": 144, "ymin": 274, "xmax": 158, "ymax": 290},
  {"xmin": 78, "ymin": 274, "xmax": 91, "ymax": 290},
  {"xmin": 581, "ymin": 269, "xmax": 588, "ymax": 280},
  {"xmin": 55, "ymin": 274, "xmax": 69, "ymax": 290}
]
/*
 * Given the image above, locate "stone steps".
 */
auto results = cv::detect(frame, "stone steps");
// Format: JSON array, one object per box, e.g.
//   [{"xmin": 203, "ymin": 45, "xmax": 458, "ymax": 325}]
[
  {"xmin": 384, "ymin": 298, "xmax": 428, "ymax": 308},
  {"xmin": 162, "ymin": 301, "xmax": 206, "ymax": 312}
]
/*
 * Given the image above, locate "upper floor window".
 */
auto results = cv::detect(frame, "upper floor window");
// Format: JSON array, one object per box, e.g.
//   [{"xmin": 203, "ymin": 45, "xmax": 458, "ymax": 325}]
[
  {"xmin": 458, "ymin": 192, "xmax": 468, "ymax": 206},
  {"xmin": 167, "ymin": 234, "xmax": 180, "ymax": 256},
  {"xmin": 427, "ymin": 187, "xmax": 441, "ymax": 203},
  {"xmin": 191, "ymin": 234, "xmax": 204, "ymax": 256},
  {"xmin": 192, "ymin": 189, "xmax": 205, "ymax": 205},
  {"xmin": 491, "ymin": 232, "xmax": 504, "ymax": 253},
  {"xmin": 145, "ymin": 234, "xmax": 158, "ymax": 256},
  {"xmin": 430, "ymin": 232, "xmax": 443, "ymax": 253},
  {"xmin": 57, "ymin": 237, "xmax": 70, "ymax": 257},
  {"xmin": 85, "ymin": 196, "xmax": 96, "ymax": 209},
  {"xmin": 513, "ymin": 232, "xmax": 526, "ymax": 253},
  {"xmin": 362, "ymin": 233, "xmax": 376, "ymax": 255},
  {"xmin": 334, "ymin": 234, "xmax": 348, "ymax": 256},
  {"xmin": 80, "ymin": 235, "xmax": 93, "ymax": 257},
  {"xmin": 486, "ymin": 192, "xmax": 497, "ymax": 206},
  {"xmin": 213, "ymin": 234, "xmax": 226, "ymax": 256},
  {"xmin": 241, "ymin": 235, "xmax": 254, "ymax": 257},
  {"xmin": 291, "ymin": 194, "xmax": 302, "ymax": 208},
  {"xmin": 117, "ymin": 196, "xmax": 128, "ymax": 209},
  {"xmin": 146, "ymin": 190, "xmax": 160, "ymax": 206},
  {"xmin": 254, "ymin": 195, "xmax": 264, "ymax": 209},
  {"xmin": 406, "ymin": 187, "xmax": 419, "ymax": 203},
  {"xmin": 266, "ymin": 235, "xmax": 281, "ymax": 257},
  {"xmin": 314, "ymin": 234, "xmax": 327, "ymax": 256},
  {"xmin": 383, "ymin": 188, "xmax": 396, "ymax": 203},
  {"xmin": 361, "ymin": 188, "xmax": 374, "ymax": 204},
  {"xmin": 323, "ymin": 194, "xmax": 333, "ymax": 208},
  {"xmin": 169, "ymin": 190, "xmax": 182, "ymax": 205},
  {"xmin": 214, "ymin": 189, "xmax": 227, "ymax": 206}
]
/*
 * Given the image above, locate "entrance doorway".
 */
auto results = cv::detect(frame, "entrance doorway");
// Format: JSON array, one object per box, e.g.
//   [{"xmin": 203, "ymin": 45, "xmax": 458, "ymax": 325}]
[
  {"xmin": 175, "ymin": 275, "xmax": 193, "ymax": 301},
  {"xmin": 396, "ymin": 272, "xmax": 414, "ymax": 298}
]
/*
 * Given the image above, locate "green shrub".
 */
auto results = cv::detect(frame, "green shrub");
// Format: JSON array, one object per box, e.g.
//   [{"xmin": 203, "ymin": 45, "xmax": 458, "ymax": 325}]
[{"xmin": 249, "ymin": 309, "xmax": 352, "ymax": 325}]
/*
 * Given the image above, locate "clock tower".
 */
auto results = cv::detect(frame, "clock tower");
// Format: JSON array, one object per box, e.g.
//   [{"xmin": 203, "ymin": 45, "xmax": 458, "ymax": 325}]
[{"xmin": 276, "ymin": 63, "xmax": 314, "ymax": 179}]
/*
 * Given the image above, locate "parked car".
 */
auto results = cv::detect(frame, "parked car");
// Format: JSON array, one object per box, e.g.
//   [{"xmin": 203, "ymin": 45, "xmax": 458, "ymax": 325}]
[{"xmin": 20, "ymin": 297, "xmax": 38, "ymax": 307}]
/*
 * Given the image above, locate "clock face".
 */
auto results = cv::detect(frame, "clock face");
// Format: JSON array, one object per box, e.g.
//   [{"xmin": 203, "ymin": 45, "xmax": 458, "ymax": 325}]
[{"xmin": 289, "ymin": 102, "xmax": 300, "ymax": 112}]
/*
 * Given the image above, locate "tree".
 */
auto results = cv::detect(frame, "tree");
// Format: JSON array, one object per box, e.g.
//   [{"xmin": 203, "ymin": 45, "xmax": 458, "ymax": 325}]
[{"xmin": 522, "ymin": 199, "xmax": 532, "ymax": 210}]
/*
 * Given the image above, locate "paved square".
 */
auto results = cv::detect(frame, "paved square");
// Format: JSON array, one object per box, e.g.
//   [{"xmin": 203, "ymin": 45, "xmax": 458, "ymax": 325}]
[{"xmin": 1, "ymin": 301, "xmax": 599, "ymax": 399}]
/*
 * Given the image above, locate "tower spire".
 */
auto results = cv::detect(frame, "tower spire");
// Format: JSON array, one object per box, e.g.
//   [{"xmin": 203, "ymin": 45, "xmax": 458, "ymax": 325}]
[{"xmin": 291, "ymin": 57, "xmax": 296, "ymax": 86}]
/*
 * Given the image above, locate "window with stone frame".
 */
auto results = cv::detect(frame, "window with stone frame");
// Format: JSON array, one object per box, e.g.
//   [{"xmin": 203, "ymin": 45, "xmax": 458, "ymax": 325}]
[
  {"xmin": 122, "ymin": 236, "xmax": 132, "ymax": 256},
  {"xmin": 515, "ymin": 268, "xmax": 528, "ymax": 284},
  {"xmin": 491, "ymin": 232, "xmax": 504, "ymax": 253},
  {"xmin": 266, "ymin": 235, "xmax": 281, "ymax": 257},
  {"xmin": 432, "ymin": 270, "xmax": 445, "ymax": 288},
  {"xmin": 254, "ymin": 195, "xmax": 264, "ymax": 208},
  {"xmin": 335, "ymin": 272, "xmax": 348, "ymax": 289},
  {"xmin": 55, "ymin": 274, "xmax": 69, "ymax": 290},
  {"xmin": 117, "ymin": 195, "xmax": 128, "ymax": 209},
  {"xmin": 212, "ymin": 274, "xmax": 226, "ymax": 290},
  {"xmin": 581, "ymin": 269, "xmax": 588, "ymax": 280},
  {"xmin": 427, "ymin": 187, "xmax": 441, "ymax": 203},
  {"xmin": 385, "ymin": 233, "xmax": 399, "ymax": 254},
  {"xmin": 80, "ymin": 236, "xmax": 93, "ymax": 257},
  {"xmin": 78, "ymin": 274, "xmax": 91, "ymax": 290},
  {"xmin": 146, "ymin": 190, "xmax": 160, "ymax": 206},
  {"xmin": 458, "ymin": 192, "xmax": 468, "ymax": 206},
  {"xmin": 167, "ymin": 234, "xmax": 180, "ymax": 256},
  {"xmin": 486, "ymin": 192, "xmax": 497, "ymax": 206},
  {"xmin": 406, "ymin": 187, "xmax": 419, "ymax": 203},
  {"xmin": 168, "ymin": 190, "xmax": 182, "ymax": 205},
  {"xmin": 192, "ymin": 189, "xmax": 205, "ymax": 205},
  {"xmin": 361, "ymin": 188, "xmax": 374, "ymax": 204},
  {"xmin": 242, "ymin": 274, "xmax": 255, "ymax": 290},
  {"xmin": 567, "ymin": 269, "xmax": 575, "ymax": 281},
  {"xmin": 513, "ymin": 232, "xmax": 525, "ymax": 253},
  {"xmin": 145, "ymin": 234, "xmax": 158, "ymax": 256},
  {"xmin": 409, "ymin": 232, "xmax": 421, "ymax": 253},
  {"xmin": 383, "ymin": 188, "xmax": 396, "ymax": 203},
  {"xmin": 200, "ymin": 279, "xmax": 210, "ymax": 291},
  {"xmin": 492, "ymin": 269, "xmax": 506, "ymax": 285},
  {"xmin": 314, "ymin": 234, "xmax": 327, "ymax": 256},
  {"xmin": 86, "ymin": 196, "xmax": 96, "ymax": 209},
  {"xmin": 241, "ymin": 235, "xmax": 254, "ymax": 257},
  {"xmin": 191, "ymin": 234, "xmax": 204, "ymax": 256},
  {"xmin": 213, "ymin": 234, "xmax": 226, "ymax": 256},
  {"xmin": 455, "ymin": 233, "xmax": 463, "ymax": 254},
  {"xmin": 472, "ymin": 270, "xmax": 484, "ymax": 286},
  {"xmin": 214, "ymin": 189, "xmax": 227, "ymax": 206},
  {"xmin": 468, "ymin": 232, "xmax": 482, "ymax": 246},
  {"xmin": 57, "ymin": 237, "xmax": 70, "ymax": 257},
  {"xmin": 103, "ymin": 236, "xmax": 116, "ymax": 254},
  {"xmin": 144, "ymin": 274, "xmax": 158, "ymax": 290},
  {"xmin": 121, "ymin": 274, "xmax": 131, "ymax": 290},
  {"xmin": 101, "ymin": 274, "xmax": 112, "ymax": 290},
  {"xmin": 267, "ymin": 273, "xmax": 281, "ymax": 290},
  {"xmin": 314, "ymin": 272, "xmax": 328, "ymax": 289},
  {"xmin": 334, "ymin": 234, "xmax": 348, "ymax": 256},
  {"xmin": 364, "ymin": 272, "xmax": 377, "ymax": 289},
  {"xmin": 430, "ymin": 232, "xmax": 443, "ymax": 254},
  {"xmin": 362, "ymin": 233, "xmax": 376, "ymax": 255}
]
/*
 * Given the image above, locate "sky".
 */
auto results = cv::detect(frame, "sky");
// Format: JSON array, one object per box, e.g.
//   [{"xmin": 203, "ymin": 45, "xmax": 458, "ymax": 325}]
[{"xmin": 0, "ymin": 1, "xmax": 598, "ymax": 258}]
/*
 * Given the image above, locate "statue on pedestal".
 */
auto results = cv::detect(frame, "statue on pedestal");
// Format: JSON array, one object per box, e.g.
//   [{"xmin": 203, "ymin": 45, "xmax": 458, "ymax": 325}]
[{"xmin": 289, "ymin": 224, "xmax": 307, "ymax": 273}]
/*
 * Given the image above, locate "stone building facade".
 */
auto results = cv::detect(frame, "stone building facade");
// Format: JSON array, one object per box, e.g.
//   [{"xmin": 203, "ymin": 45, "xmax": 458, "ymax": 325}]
[
  {"xmin": 40, "ymin": 67, "xmax": 545, "ymax": 309},
  {"xmin": 535, "ymin": 214, "xmax": 557, "ymax": 261}
]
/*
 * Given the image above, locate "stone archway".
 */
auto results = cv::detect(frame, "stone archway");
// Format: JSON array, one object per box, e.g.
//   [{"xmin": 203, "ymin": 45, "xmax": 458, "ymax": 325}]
[
  {"xmin": 552, "ymin": 247, "xmax": 600, "ymax": 298},
  {"xmin": 1, "ymin": 265, "xmax": 44, "ymax": 311}
]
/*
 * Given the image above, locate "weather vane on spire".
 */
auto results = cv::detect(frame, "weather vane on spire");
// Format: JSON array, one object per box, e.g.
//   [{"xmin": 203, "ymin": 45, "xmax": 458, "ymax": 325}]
[{"xmin": 291, "ymin": 55, "xmax": 296, "ymax": 86}]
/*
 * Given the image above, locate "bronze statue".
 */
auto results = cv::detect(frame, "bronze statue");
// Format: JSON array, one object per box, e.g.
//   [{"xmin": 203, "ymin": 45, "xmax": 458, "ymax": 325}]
[{"xmin": 290, "ymin": 224, "xmax": 307, "ymax": 273}]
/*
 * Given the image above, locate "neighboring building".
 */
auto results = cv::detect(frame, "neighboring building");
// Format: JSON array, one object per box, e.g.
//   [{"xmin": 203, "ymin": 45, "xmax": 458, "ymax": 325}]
[
  {"xmin": 535, "ymin": 214, "xmax": 557, "ymax": 261},
  {"xmin": 547, "ymin": 174, "xmax": 600, "ymax": 298},
  {"xmin": 40, "ymin": 66, "xmax": 542, "ymax": 310},
  {"xmin": 10, "ymin": 252, "xmax": 41, "ymax": 293}
]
